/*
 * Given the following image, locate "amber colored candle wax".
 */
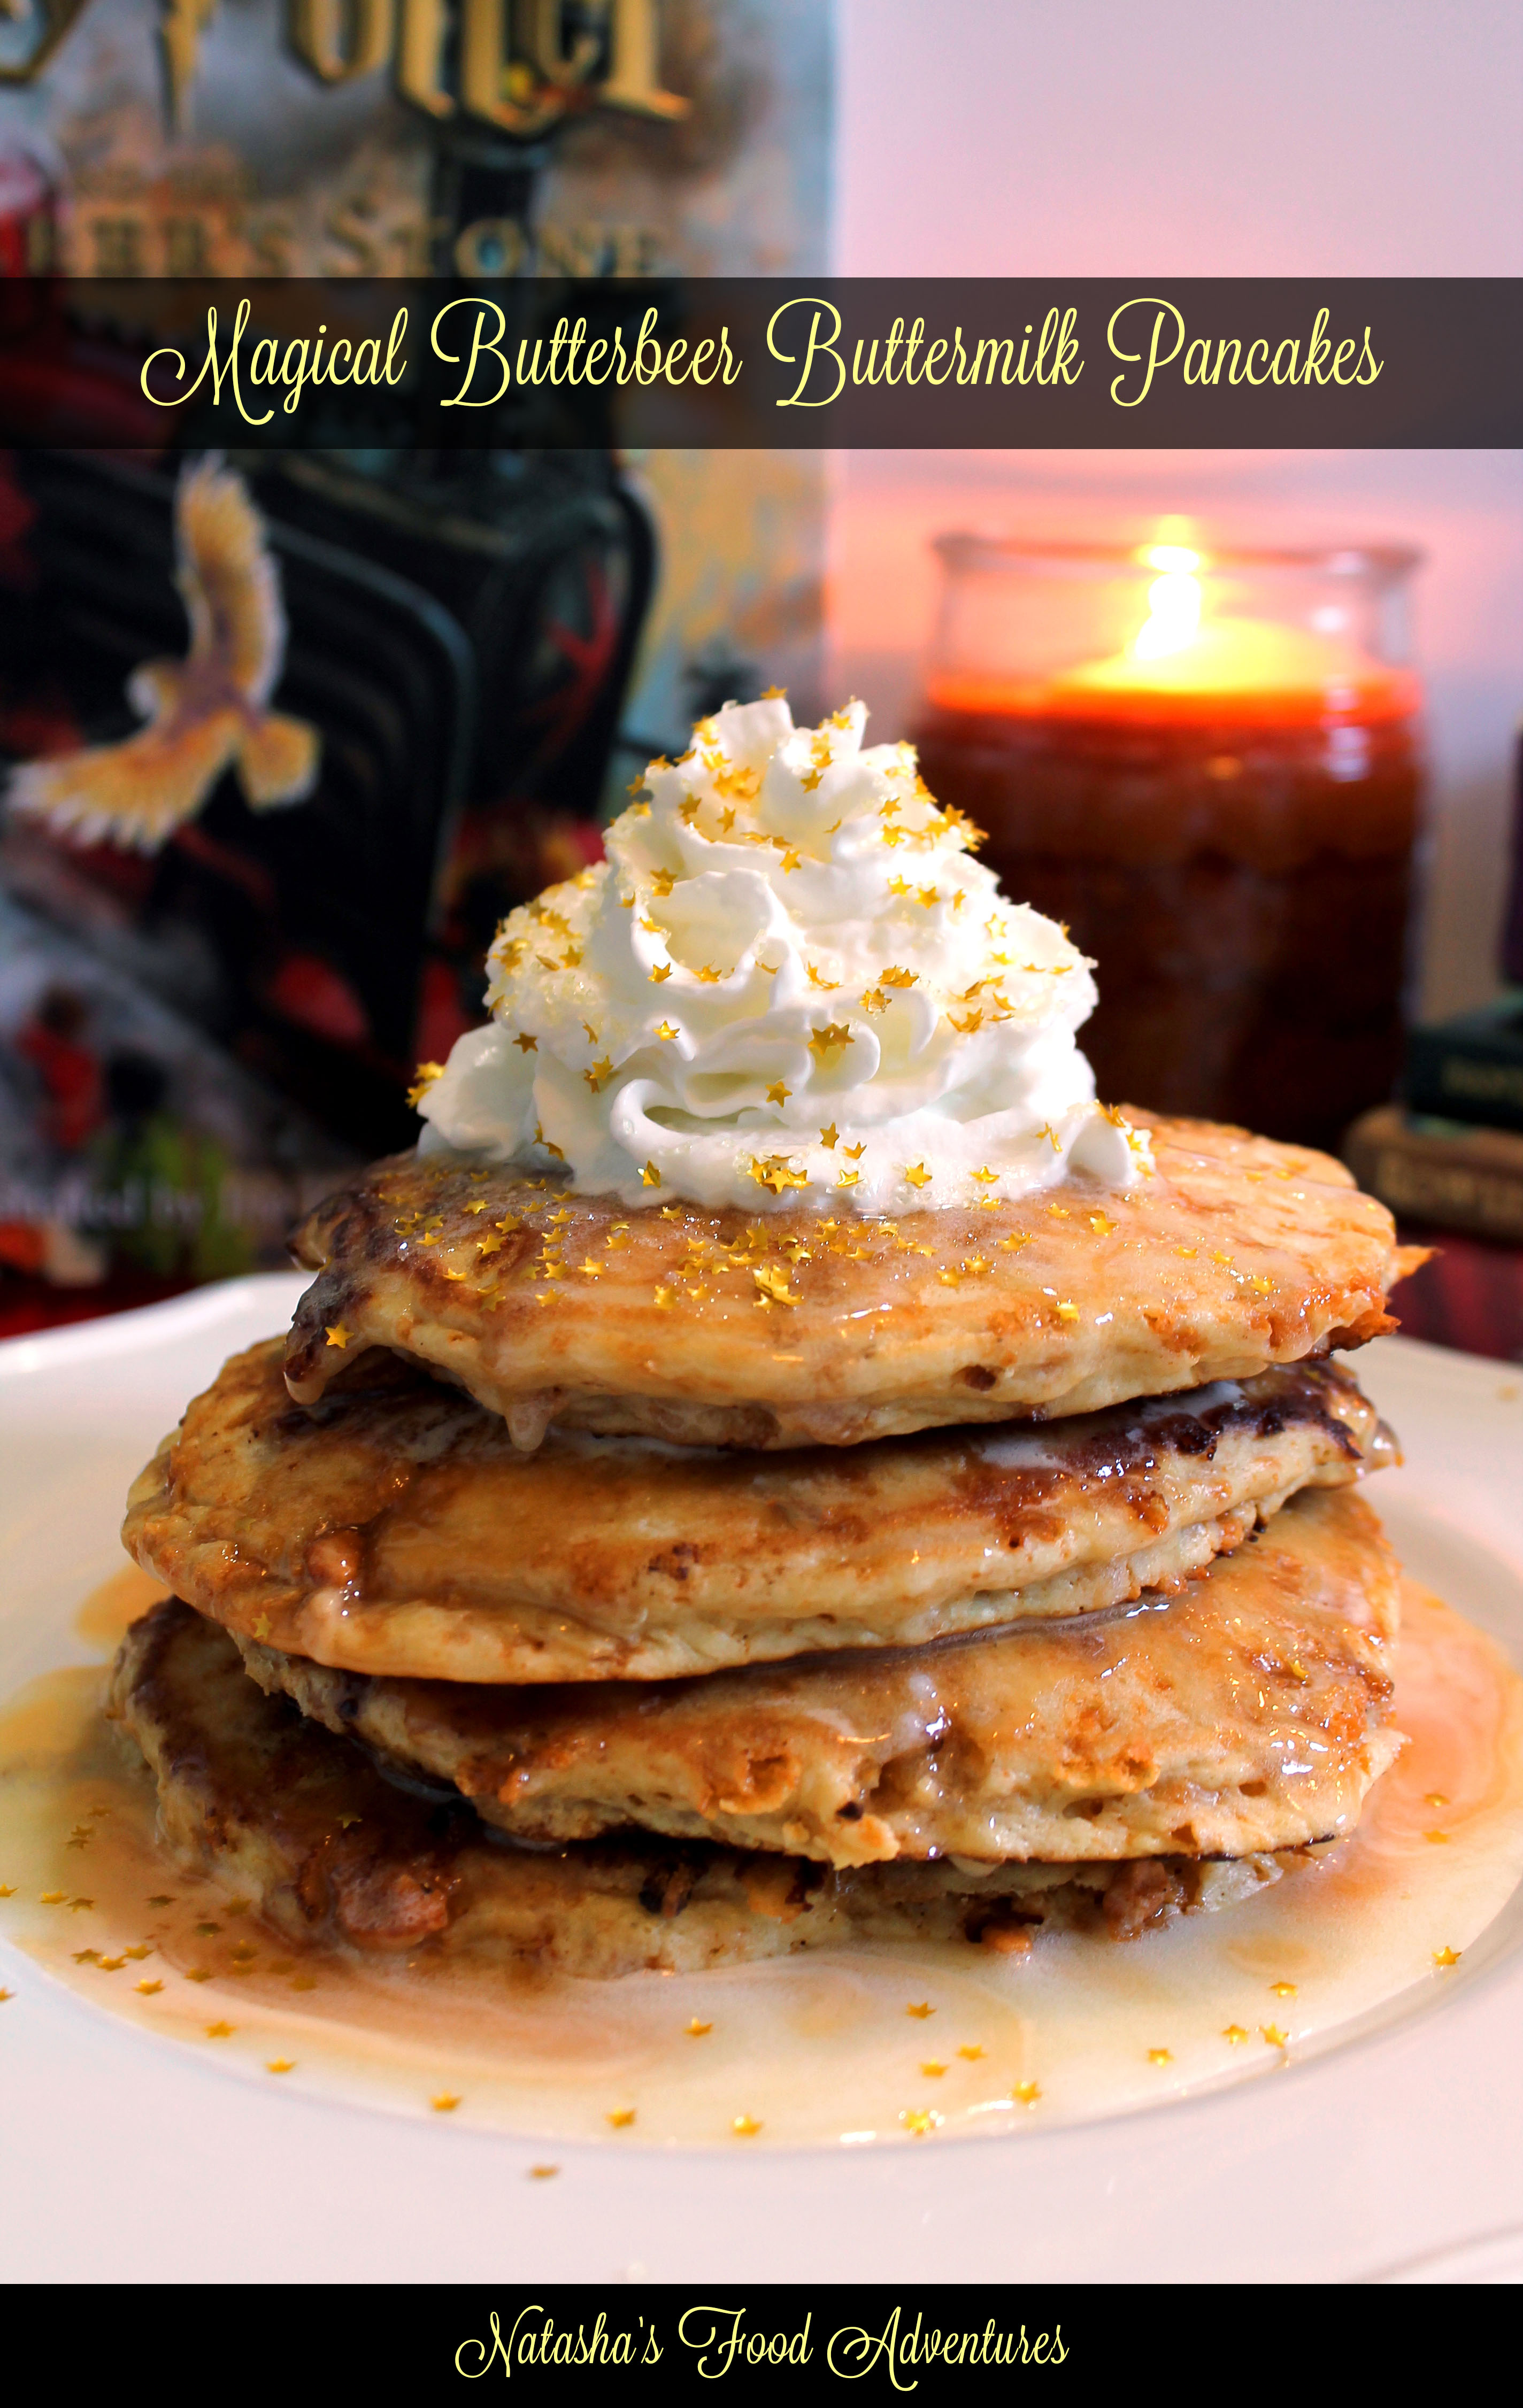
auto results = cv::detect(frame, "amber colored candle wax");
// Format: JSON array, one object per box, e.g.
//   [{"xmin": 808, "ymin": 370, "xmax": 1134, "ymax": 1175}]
[{"xmin": 916, "ymin": 553, "xmax": 1424, "ymax": 1150}]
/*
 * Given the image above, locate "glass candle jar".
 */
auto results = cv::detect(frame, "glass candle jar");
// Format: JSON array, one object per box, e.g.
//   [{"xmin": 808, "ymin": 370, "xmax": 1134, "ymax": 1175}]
[{"xmin": 914, "ymin": 535, "xmax": 1425, "ymax": 1151}]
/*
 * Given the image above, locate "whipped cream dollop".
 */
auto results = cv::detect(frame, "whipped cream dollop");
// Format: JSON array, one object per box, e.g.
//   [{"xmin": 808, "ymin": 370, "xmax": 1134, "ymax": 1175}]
[{"xmin": 419, "ymin": 697, "xmax": 1150, "ymax": 1213}]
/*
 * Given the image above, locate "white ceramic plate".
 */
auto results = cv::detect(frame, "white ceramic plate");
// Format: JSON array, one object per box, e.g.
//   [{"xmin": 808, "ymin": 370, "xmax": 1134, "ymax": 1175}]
[{"xmin": 1, "ymin": 1276, "xmax": 1519, "ymax": 2283}]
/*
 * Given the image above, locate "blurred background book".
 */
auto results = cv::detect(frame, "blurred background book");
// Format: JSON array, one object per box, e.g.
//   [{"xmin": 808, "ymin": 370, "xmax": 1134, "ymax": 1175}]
[{"xmin": 0, "ymin": 0, "xmax": 829, "ymax": 1331}]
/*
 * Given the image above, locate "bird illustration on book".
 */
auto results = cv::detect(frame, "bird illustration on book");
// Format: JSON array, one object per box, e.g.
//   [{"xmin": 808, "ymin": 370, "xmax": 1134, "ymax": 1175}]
[{"xmin": 7, "ymin": 454, "xmax": 319, "ymax": 853}]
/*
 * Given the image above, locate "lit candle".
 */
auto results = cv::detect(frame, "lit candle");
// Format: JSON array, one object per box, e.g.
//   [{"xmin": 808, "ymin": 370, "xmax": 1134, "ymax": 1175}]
[{"xmin": 916, "ymin": 537, "xmax": 1425, "ymax": 1148}]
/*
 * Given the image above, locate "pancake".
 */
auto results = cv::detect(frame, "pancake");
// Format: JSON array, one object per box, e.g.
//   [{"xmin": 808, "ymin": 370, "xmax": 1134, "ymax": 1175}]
[
  {"xmin": 109, "ymin": 1599, "xmax": 1300, "ymax": 1979},
  {"xmin": 124, "ymin": 1338, "xmax": 1391, "ymax": 1683},
  {"xmin": 236, "ymin": 1485, "xmax": 1402, "ymax": 1872},
  {"xmin": 282, "ymin": 1113, "xmax": 1419, "ymax": 1450}
]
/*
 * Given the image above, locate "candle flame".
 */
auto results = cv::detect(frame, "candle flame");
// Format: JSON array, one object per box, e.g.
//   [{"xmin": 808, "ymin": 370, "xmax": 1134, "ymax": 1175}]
[{"xmin": 1134, "ymin": 546, "xmax": 1202, "ymax": 661}]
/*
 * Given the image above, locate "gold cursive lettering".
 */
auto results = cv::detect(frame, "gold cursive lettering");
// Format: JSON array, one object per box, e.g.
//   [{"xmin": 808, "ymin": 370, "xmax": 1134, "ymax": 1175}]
[
  {"xmin": 1107, "ymin": 295, "xmax": 1186, "ymax": 406},
  {"xmin": 768, "ymin": 296, "xmax": 845, "ymax": 407}
]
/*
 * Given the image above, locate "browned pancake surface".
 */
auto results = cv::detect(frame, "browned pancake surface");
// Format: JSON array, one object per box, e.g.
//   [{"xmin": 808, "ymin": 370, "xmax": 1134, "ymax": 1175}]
[
  {"xmin": 282, "ymin": 1114, "xmax": 1415, "ymax": 1448},
  {"xmin": 124, "ymin": 1338, "xmax": 1389, "ymax": 1682},
  {"xmin": 240, "ymin": 1486, "xmax": 1403, "ymax": 1870},
  {"xmin": 109, "ymin": 1600, "xmax": 1300, "ymax": 1979}
]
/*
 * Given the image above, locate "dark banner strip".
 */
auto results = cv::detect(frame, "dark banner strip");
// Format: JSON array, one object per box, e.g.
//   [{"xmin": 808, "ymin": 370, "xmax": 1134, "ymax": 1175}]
[
  {"xmin": 35, "ymin": 2283, "xmax": 1518, "ymax": 2372},
  {"xmin": 0, "ymin": 277, "xmax": 1516, "ymax": 449}
]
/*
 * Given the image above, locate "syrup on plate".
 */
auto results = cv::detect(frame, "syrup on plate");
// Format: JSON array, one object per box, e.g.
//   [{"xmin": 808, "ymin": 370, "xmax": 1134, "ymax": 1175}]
[{"xmin": 0, "ymin": 1563, "xmax": 1519, "ymax": 2150}]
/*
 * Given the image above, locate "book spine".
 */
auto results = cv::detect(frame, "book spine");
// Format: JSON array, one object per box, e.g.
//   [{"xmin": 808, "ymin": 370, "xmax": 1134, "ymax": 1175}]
[
  {"xmin": 1406, "ymin": 1027, "xmax": 1523, "ymax": 1133},
  {"xmin": 1344, "ymin": 1125, "xmax": 1523, "ymax": 1244}
]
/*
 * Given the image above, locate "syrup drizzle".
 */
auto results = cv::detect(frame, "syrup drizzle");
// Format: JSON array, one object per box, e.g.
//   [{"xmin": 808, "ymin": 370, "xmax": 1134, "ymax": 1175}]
[{"xmin": 0, "ymin": 1566, "xmax": 1518, "ymax": 2150}]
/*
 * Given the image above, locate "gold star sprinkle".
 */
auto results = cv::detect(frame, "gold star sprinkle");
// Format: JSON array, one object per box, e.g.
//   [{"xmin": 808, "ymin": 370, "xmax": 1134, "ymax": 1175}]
[
  {"xmin": 266, "ymin": 2059, "xmax": 295, "ymax": 2074},
  {"xmin": 1425, "ymin": 1830, "xmax": 1451, "ymax": 1844},
  {"xmin": 1261, "ymin": 2025, "xmax": 1288, "ymax": 2049},
  {"xmin": 641, "ymin": 1162, "xmax": 661, "ymax": 1187},
  {"xmin": 39, "ymin": 1892, "xmax": 65, "ymax": 1905},
  {"xmin": 686, "ymin": 2019, "xmax": 712, "ymax": 2037},
  {"xmin": 906, "ymin": 2002, "xmax": 935, "ymax": 2019},
  {"xmin": 1148, "ymin": 2049, "xmax": 1173, "ymax": 2066},
  {"xmin": 807, "ymin": 1021, "xmax": 854, "ymax": 1061},
  {"xmin": 122, "ymin": 1946, "xmax": 150, "ymax": 1962},
  {"xmin": 1269, "ymin": 1981, "xmax": 1297, "ymax": 1997},
  {"xmin": 819, "ymin": 1123, "xmax": 839, "ymax": 1148},
  {"xmin": 1012, "ymin": 2081, "xmax": 1041, "ymax": 2106},
  {"xmin": 957, "ymin": 2045, "xmax": 984, "ymax": 2061},
  {"xmin": 606, "ymin": 2109, "xmax": 636, "ymax": 2129},
  {"xmin": 405, "ymin": 1061, "xmax": 445, "ymax": 1108},
  {"xmin": 0, "ymin": 1886, "xmax": 14, "ymax": 1899},
  {"xmin": 753, "ymin": 1266, "xmax": 799, "ymax": 1307},
  {"xmin": 904, "ymin": 1163, "xmax": 932, "ymax": 1188},
  {"xmin": 649, "ymin": 962, "xmax": 672, "ymax": 983},
  {"xmin": 1425, "ymin": 1793, "xmax": 1449, "ymax": 1808},
  {"xmin": 1433, "ymin": 1947, "xmax": 1461, "ymax": 1968},
  {"xmin": 195, "ymin": 1921, "xmax": 220, "ymax": 1937},
  {"xmin": 514, "ymin": 1031, "xmax": 537, "ymax": 1052},
  {"xmin": 0, "ymin": 1989, "xmax": 12, "ymax": 2003},
  {"xmin": 528, "ymin": 2165, "xmax": 560, "ymax": 2179},
  {"xmin": 205, "ymin": 2022, "xmax": 234, "ymax": 2039},
  {"xmin": 731, "ymin": 2115, "xmax": 762, "ymax": 2137},
  {"xmin": 901, "ymin": 2109, "xmax": 942, "ymax": 2136},
  {"xmin": 1222, "ymin": 2025, "xmax": 1249, "ymax": 2044},
  {"xmin": 134, "ymin": 1980, "xmax": 163, "ymax": 1995},
  {"xmin": 68, "ymin": 1898, "xmax": 94, "ymax": 1912},
  {"xmin": 185, "ymin": 1970, "xmax": 212, "ymax": 1983},
  {"xmin": 1176, "ymin": 1245, "xmax": 1198, "ymax": 1258},
  {"xmin": 72, "ymin": 1949, "xmax": 99, "ymax": 1964},
  {"xmin": 1056, "ymin": 1300, "xmax": 1079, "ymax": 1321},
  {"xmin": 920, "ymin": 2062, "xmax": 946, "ymax": 2078},
  {"xmin": 1088, "ymin": 1213, "xmax": 1116, "ymax": 1235},
  {"xmin": 766, "ymin": 1081, "xmax": 791, "ymax": 1105},
  {"xmin": 324, "ymin": 1324, "xmax": 350, "ymax": 1350},
  {"xmin": 431, "ymin": 2094, "xmax": 461, "ymax": 2112},
  {"xmin": 583, "ymin": 1058, "xmax": 613, "ymax": 1093}
]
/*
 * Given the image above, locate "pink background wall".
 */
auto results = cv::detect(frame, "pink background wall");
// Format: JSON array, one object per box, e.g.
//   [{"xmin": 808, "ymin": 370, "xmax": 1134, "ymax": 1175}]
[{"xmin": 825, "ymin": 1, "xmax": 1523, "ymax": 1016}]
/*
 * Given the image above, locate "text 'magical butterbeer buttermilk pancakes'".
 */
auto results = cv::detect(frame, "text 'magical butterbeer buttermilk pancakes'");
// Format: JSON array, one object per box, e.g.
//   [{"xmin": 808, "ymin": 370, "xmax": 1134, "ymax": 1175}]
[{"xmin": 118, "ymin": 696, "xmax": 1431, "ymax": 1977}]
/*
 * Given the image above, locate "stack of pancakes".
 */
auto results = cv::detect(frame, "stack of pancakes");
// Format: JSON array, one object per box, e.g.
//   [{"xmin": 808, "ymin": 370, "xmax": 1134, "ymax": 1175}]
[{"xmin": 112, "ymin": 1107, "xmax": 1418, "ymax": 1979}]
